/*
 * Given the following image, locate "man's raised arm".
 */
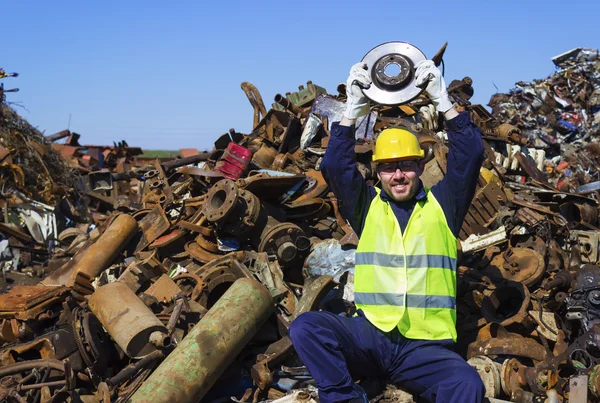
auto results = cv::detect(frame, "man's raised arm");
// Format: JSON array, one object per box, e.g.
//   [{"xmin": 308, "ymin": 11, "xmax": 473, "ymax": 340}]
[
  {"xmin": 414, "ymin": 60, "xmax": 485, "ymax": 236},
  {"xmin": 320, "ymin": 63, "xmax": 376, "ymax": 235}
]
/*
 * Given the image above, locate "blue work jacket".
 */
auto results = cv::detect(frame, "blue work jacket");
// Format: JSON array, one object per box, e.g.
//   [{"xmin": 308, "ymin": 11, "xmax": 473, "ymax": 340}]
[{"xmin": 320, "ymin": 111, "xmax": 485, "ymax": 238}]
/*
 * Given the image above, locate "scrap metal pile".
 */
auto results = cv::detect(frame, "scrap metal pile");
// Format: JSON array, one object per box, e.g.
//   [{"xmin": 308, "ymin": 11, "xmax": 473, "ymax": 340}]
[{"xmin": 1, "ymin": 46, "xmax": 600, "ymax": 402}]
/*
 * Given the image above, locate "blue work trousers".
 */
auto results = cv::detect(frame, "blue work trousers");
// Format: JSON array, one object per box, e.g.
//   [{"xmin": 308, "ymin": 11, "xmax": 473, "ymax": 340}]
[{"xmin": 289, "ymin": 311, "xmax": 485, "ymax": 403}]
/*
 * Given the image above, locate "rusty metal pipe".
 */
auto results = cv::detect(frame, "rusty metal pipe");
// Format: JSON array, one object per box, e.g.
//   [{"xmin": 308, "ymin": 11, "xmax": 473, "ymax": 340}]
[
  {"xmin": 274, "ymin": 94, "xmax": 304, "ymax": 116},
  {"xmin": 108, "ymin": 350, "xmax": 164, "ymax": 387},
  {"xmin": 0, "ymin": 360, "xmax": 65, "ymax": 377},
  {"xmin": 20, "ymin": 380, "xmax": 65, "ymax": 391},
  {"xmin": 71, "ymin": 214, "xmax": 138, "ymax": 281},
  {"xmin": 88, "ymin": 282, "xmax": 168, "ymax": 358},
  {"xmin": 129, "ymin": 278, "xmax": 273, "ymax": 403}
]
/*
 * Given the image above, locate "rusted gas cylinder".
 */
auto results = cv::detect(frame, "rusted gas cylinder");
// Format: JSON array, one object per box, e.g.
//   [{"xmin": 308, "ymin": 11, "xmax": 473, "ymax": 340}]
[
  {"xmin": 71, "ymin": 213, "xmax": 138, "ymax": 280},
  {"xmin": 88, "ymin": 282, "xmax": 168, "ymax": 358},
  {"xmin": 129, "ymin": 278, "xmax": 273, "ymax": 403}
]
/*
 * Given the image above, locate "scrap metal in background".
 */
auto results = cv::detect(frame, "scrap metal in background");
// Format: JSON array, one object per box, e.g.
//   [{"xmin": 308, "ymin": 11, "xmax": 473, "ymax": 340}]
[{"xmin": 0, "ymin": 45, "xmax": 600, "ymax": 402}]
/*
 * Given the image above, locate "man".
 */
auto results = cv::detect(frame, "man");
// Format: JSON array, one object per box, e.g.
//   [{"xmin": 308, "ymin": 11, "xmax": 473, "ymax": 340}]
[{"xmin": 289, "ymin": 60, "xmax": 486, "ymax": 402}]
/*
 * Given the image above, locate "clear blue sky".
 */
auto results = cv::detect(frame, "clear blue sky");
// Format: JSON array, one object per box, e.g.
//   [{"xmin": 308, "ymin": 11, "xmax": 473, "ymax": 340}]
[{"xmin": 3, "ymin": 0, "xmax": 599, "ymax": 150}]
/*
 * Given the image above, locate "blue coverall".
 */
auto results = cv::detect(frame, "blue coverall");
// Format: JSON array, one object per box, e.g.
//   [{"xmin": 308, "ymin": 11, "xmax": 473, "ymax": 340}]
[{"xmin": 289, "ymin": 111, "xmax": 486, "ymax": 402}]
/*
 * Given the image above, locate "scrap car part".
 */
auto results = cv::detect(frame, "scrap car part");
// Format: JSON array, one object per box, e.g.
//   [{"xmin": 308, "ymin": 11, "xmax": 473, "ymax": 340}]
[
  {"xmin": 203, "ymin": 179, "xmax": 310, "ymax": 266},
  {"xmin": 88, "ymin": 282, "xmax": 169, "ymax": 358},
  {"xmin": 129, "ymin": 278, "xmax": 273, "ymax": 403},
  {"xmin": 361, "ymin": 42, "xmax": 427, "ymax": 105},
  {"xmin": 566, "ymin": 264, "xmax": 600, "ymax": 331}
]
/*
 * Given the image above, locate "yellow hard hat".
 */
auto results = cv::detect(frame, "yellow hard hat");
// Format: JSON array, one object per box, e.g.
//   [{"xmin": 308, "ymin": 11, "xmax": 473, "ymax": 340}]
[{"xmin": 372, "ymin": 127, "xmax": 424, "ymax": 162}]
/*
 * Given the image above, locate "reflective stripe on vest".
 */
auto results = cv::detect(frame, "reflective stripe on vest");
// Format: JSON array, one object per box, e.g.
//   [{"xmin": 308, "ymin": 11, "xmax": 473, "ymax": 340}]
[{"xmin": 354, "ymin": 188, "xmax": 458, "ymax": 341}]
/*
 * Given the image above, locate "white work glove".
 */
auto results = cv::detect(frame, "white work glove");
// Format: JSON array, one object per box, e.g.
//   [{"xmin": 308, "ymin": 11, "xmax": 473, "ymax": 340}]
[
  {"xmin": 415, "ymin": 60, "xmax": 453, "ymax": 113},
  {"xmin": 344, "ymin": 62, "xmax": 372, "ymax": 120}
]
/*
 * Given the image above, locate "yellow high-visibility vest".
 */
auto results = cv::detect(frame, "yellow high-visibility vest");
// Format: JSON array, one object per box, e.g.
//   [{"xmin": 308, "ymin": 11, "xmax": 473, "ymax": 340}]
[{"xmin": 354, "ymin": 188, "xmax": 458, "ymax": 341}]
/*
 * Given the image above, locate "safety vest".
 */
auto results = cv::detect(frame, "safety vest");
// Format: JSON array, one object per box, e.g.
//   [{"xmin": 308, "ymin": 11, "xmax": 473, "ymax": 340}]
[{"xmin": 354, "ymin": 188, "xmax": 458, "ymax": 341}]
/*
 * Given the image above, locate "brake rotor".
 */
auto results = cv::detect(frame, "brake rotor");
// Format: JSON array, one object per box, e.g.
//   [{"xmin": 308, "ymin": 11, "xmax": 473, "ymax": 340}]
[{"xmin": 361, "ymin": 41, "xmax": 427, "ymax": 105}]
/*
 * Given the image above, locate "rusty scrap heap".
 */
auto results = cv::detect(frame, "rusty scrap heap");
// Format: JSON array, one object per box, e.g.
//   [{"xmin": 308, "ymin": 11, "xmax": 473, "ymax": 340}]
[{"xmin": 1, "ymin": 47, "xmax": 600, "ymax": 403}]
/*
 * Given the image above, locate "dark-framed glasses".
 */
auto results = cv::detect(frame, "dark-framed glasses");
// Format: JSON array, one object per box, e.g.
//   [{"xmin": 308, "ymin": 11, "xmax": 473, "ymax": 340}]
[{"xmin": 378, "ymin": 160, "xmax": 419, "ymax": 174}]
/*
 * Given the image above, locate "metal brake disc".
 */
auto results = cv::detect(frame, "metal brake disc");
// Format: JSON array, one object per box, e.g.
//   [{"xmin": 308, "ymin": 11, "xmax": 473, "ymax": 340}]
[{"xmin": 361, "ymin": 41, "xmax": 427, "ymax": 105}]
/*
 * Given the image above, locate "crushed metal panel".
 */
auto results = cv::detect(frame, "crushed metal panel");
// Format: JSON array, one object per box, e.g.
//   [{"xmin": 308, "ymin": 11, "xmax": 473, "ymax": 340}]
[
  {"xmin": 135, "ymin": 204, "xmax": 171, "ymax": 252},
  {"xmin": 461, "ymin": 226, "xmax": 507, "ymax": 254},
  {"xmin": 146, "ymin": 274, "xmax": 183, "ymax": 303},
  {"xmin": 0, "ymin": 285, "xmax": 69, "ymax": 320},
  {"xmin": 459, "ymin": 179, "xmax": 506, "ymax": 240}
]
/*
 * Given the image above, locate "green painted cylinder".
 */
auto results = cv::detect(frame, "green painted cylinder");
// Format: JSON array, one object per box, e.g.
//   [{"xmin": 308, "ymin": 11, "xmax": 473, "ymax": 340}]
[{"xmin": 130, "ymin": 277, "xmax": 273, "ymax": 403}]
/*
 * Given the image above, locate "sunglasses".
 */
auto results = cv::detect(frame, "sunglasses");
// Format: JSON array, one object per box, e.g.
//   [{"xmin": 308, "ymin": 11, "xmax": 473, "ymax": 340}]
[{"xmin": 377, "ymin": 160, "xmax": 419, "ymax": 174}]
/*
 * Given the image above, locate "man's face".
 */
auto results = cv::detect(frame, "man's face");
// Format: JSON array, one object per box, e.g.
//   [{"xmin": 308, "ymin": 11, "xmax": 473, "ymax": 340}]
[{"xmin": 376, "ymin": 159, "xmax": 425, "ymax": 202}]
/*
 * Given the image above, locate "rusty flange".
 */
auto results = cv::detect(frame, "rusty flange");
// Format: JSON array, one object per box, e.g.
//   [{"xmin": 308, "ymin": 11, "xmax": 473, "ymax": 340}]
[
  {"xmin": 258, "ymin": 222, "xmax": 310, "ymax": 265},
  {"xmin": 173, "ymin": 273, "xmax": 207, "ymax": 303},
  {"xmin": 221, "ymin": 189, "xmax": 261, "ymax": 235},
  {"xmin": 185, "ymin": 241, "xmax": 222, "ymax": 264},
  {"xmin": 486, "ymin": 247, "xmax": 546, "ymax": 288},
  {"xmin": 202, "ymin": 179, "xmax": 239, "ymax": 223},
  {"xmin": 193, "ymin": 266, "xmax": 242, "ymax": 309},
  {"xmin": 467, "ymin": 356, "xmax": 502, "ymax": 398},
  {"xmin": 481, "ymin": 281, "xmax": 531, "ymax": 327}
]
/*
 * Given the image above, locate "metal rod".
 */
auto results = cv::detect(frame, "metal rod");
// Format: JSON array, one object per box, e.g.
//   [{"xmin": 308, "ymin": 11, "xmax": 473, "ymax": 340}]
[
  {"xmin": 109, "ymin": 350, "xmax": 164, "ymax": 387},
  {"xmin": 20, "ymin": 380, "xmax": 65, "ymax": 391},
  {"xmin": 32, "ymin": 367, "xmax": 50, "ymax": 403},
  {"xmin": 0, "ymin": 360, "xmax": 65, "ymax": 377}
]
